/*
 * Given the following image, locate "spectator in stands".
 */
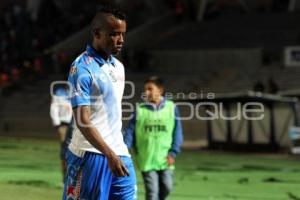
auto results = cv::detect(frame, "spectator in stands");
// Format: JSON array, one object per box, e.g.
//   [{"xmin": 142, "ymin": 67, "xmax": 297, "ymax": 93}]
[
  {"xmin": 10, "ymin": 67, "xmax": 21, "ymax": 89},
  {"xmin": 174, "ymin": 0, "xmax": 185, "ymax": 22},
  {"xmin": 0, "ymin": 72, "xmax": 10, "ymax": 95},
  {"xmin": 0, "ymin": 0, "xmax": 105, "ymax": 96}
]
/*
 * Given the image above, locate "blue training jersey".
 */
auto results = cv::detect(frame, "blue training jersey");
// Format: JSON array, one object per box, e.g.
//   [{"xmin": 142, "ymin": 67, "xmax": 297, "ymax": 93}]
[{"xmin": 68, "ymin": 45, "xmax": 129, "ymax": 157}]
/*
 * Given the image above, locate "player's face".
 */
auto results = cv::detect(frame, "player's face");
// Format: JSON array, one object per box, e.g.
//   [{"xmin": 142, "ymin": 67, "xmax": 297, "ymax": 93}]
[
  {"xmin": 99, "ymin": 17, "xmax": 126, "ymax": 56},
  {"xmin": 144, "ymin": 82, "xmax": 163, "ymax": 103}
]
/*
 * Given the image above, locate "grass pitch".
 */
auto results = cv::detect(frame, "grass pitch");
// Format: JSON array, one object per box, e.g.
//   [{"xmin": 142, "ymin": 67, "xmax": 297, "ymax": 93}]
[{"xmin": 0, "ymin": 137, "xmax": 300, "ymax": 200}]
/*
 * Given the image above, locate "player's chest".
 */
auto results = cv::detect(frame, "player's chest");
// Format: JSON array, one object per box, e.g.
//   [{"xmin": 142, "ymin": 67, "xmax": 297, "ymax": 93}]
[{"xmin": 92, "ymin": 64, "xmax": 124, "ymax": 95}]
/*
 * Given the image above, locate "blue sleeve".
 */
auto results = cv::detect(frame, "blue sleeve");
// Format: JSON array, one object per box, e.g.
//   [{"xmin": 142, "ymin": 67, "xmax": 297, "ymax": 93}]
[
  {"xmin": 68, "ymin": 65, "xmax": 92, "ymax": 108},
  {"xmin": 123, "ymin": 112, "xmax": 136, "ymax": 149},
  {"xmin": 168, "ymin": 105, "xmax": 183, "ymax": 157}
]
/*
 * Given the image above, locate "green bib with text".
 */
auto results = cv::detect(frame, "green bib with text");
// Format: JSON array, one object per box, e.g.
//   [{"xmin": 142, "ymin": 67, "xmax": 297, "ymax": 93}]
[{"xmin": 135, "ymin": 100, "xmax": 175, "ymax": 172}]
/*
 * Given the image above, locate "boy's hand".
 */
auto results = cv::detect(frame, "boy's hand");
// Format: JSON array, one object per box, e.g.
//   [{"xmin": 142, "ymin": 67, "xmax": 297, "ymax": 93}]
[{"xmin": 166, "ymin": 155, "xmax": 175, "ymax": 166}]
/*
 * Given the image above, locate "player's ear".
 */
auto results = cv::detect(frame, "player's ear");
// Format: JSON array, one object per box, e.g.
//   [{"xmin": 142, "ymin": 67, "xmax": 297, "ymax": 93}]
[{"xmin": 92, "ymin": 28, "xmax": 101, "ymax": 39}]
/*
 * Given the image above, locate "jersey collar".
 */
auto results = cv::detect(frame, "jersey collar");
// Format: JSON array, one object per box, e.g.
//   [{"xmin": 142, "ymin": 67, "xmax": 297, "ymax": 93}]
[
  {"xmin": 142, "ymin": 97, "xmax": 166, "ymax": 111},
  {"xmin": 86, "ymin": 45, "xmax": 116, "ymax": 67}
]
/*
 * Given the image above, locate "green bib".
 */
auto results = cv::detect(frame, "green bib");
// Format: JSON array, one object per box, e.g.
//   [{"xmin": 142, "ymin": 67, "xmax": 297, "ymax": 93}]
[{"xmin": 135, "ymin": 100, "xmax": 175, "ymax": 172}]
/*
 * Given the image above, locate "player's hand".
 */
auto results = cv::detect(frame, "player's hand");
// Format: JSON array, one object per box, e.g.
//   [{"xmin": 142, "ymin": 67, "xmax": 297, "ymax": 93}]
[
  {"xmin": 166, "ymin": 155, "xmax": 175, "ymax": 166},
  {"xmin": 106, "ymin": 152, "xmax": 130, "ymax": 177}
]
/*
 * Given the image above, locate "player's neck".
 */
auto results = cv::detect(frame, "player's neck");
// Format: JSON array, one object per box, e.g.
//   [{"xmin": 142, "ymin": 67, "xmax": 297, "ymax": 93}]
[{"xmin": 92, "ymin": 43, "xmax": 110, "ymax": 61}]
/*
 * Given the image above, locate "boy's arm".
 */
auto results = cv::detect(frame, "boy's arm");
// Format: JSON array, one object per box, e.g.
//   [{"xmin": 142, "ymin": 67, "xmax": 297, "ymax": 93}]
[
  {"xmin": 168, "ymin": 106, "xmax": 183, "ymax": 158},
  {"xmin": 123, "ymin": 112, "xmax": 136, "ymax": 149}
]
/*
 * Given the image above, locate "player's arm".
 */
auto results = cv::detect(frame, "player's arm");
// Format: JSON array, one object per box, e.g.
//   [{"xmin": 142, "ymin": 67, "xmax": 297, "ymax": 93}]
[{"xmin": 73, "ymin": 105, "xmax": 129, "ymax": 177}]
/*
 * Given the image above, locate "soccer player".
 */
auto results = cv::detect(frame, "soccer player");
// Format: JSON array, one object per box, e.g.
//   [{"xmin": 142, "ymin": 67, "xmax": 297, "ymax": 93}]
[
  {"xmin": 62, "ymin": 5, "xmax": 136, "ymax": 200},
  {"xmin": 50, "ymin": 85, "xmax": 72, "ymax": 180},
  {"xmin": 124, "ymin": 76, "xmax": 183, "ymax": 200}
]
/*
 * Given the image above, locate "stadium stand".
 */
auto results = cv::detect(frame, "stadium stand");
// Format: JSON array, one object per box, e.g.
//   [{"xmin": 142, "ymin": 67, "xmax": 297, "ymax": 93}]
[{"xmin": 1, "ymin": 0, "xmax": 300, "ymax": 149}]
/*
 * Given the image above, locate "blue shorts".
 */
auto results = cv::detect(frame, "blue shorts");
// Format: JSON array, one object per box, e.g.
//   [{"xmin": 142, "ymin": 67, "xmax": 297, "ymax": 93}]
[{"xmin": 62, "ymin": 149, "xmax": 137, "ymax": 200}]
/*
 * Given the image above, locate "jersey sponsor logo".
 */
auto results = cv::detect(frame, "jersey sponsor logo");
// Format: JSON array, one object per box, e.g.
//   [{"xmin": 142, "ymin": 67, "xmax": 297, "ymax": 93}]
[
  {"xmin": 144, "ymin": 124, "xmax": 167, "ymax": 133},
  {"xmin": 109, "ymin": 70, "xmax": 117, "ymax": 82},
  {"xmin": 98, "ymin": 73, "xmax": 108, "ymax": 83},
  {"xmin": 69, "ymin": 66, "xmax": 77, "ymax": 76},
  {"xmin": 71, "ymin": 89, "xmax": 82, "ymax": 98}
]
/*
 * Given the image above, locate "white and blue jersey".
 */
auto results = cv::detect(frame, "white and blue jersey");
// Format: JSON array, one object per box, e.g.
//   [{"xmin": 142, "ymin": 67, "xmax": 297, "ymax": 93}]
[
  {"xmin": 63, "ymin": 45, "xmax": 136, "ymax": 200},
  {"xmin": 50, "ymin": 87, "xmax": 73, "ymax": 127},
  {"xmin": 68, "ymin": 45, "xmax": 129, "ymax": 157}
]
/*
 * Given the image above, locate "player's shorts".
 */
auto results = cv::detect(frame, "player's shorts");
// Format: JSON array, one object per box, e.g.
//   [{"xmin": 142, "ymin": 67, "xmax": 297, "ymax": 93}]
[{"xmin": 62, "ymin": 149, "xmax": 137, "ymax": 200}]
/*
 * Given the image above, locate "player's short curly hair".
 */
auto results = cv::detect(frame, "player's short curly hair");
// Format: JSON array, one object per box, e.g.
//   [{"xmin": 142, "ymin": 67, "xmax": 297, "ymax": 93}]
[
  {"xmin": 96, "ymin": 4, "xmax": 126, "ymax": 20},
  {"xmin": 91, "ymin": 3, "xmax": 126, "ymax": 33}
]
